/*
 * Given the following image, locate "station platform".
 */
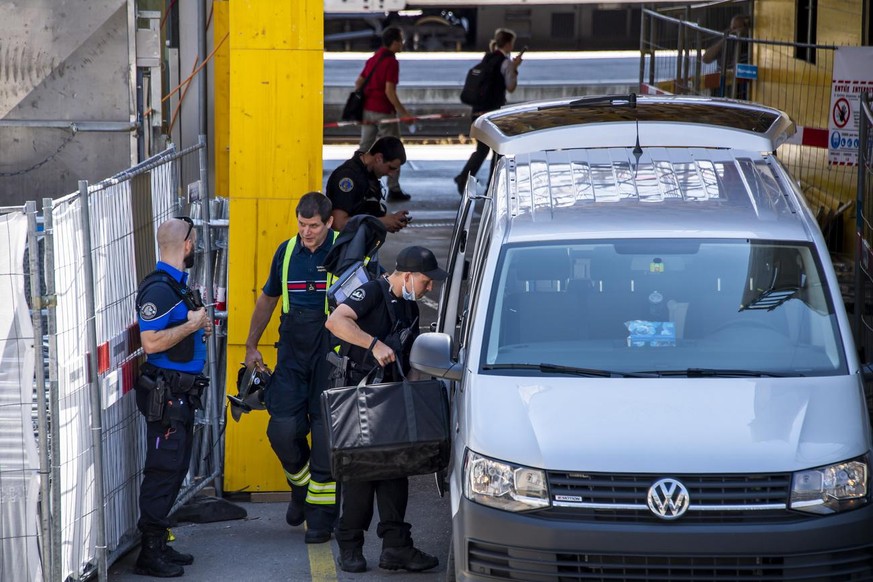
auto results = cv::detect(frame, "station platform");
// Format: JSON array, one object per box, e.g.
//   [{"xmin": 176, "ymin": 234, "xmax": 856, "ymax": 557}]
[{"xmin": 323, "ymin": 51, "xmax": 640, "ymax": 138}]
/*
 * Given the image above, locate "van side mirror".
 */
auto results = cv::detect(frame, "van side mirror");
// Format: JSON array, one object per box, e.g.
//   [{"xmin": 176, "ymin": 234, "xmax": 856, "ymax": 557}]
[{"xmin": 410, "ymin": 332, "xmax": 462, "ymax": 381}]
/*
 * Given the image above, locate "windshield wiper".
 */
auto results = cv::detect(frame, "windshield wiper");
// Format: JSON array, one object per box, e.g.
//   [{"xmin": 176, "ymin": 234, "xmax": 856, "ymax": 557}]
[
  {"xmin": 645, "ymin": 368, "xmax": 801, "ymax": 378},
  {"xmin": 483, "ymin": 363, "xmax": 655, "ymax": 378}
]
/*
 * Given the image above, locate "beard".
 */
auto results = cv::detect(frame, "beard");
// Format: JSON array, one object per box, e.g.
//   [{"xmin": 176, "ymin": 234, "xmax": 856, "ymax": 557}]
[{"xmin": 184, "ymin": 252, "xmax": 195, "ymax": 269}]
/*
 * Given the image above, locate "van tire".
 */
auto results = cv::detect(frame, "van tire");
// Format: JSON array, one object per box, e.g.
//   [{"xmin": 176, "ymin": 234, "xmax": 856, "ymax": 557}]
[{"xmin": 446, "ymin": 534, "xmax": 456, "ymax": 582}]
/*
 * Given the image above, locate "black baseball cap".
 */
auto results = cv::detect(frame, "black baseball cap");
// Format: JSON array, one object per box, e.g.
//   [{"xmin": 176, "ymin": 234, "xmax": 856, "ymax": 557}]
[{"xmin": 395, "ymin": 246, "xmax": 448, "ymax": 281}]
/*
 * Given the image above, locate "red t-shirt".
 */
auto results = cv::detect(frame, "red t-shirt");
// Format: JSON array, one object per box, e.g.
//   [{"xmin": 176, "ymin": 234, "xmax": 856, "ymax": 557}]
[{"xmin": 359, "ymin": 47, "xmax": 399, "ymax": 114}]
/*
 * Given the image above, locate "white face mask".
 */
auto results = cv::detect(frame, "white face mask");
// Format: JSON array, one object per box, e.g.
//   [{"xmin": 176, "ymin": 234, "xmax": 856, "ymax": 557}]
[{"xmin": 401, "ymin": 275, "xmax": 416, "ymax": 301}]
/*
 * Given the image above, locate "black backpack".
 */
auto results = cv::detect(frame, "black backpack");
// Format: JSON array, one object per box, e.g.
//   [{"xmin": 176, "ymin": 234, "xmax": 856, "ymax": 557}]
[{"xmin": 460, "ymin": 51, "xmax": 507, "ymax": 111}]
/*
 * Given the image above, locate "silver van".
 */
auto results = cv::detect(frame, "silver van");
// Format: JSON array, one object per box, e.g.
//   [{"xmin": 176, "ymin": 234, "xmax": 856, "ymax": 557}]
[{"xmin": 411, "ymin": 95, "xmax": 873, "ymax": 581}]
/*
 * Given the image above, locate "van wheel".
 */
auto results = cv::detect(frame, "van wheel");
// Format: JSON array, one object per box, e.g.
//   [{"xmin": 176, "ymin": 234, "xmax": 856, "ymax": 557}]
[{"xmin": 446, "ymin": 533, "xmax": 456, "ymax": 582}]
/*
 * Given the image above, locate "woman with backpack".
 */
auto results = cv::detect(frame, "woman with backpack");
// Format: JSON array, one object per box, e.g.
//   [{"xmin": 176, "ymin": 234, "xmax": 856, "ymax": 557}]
[{"xmin": 454, "ymin": 28, "xmax": 524, "ymax": 195}]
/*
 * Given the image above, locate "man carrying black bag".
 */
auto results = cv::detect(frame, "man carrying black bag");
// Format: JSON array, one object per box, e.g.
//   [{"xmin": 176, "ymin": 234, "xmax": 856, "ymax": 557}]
[{"xmin": 325, "ymin": 245, "xmax": 447, "ymax": 574}]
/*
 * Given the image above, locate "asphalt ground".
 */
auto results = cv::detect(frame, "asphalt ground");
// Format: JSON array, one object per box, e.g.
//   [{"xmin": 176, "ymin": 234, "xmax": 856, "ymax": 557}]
[{"xmin": 109, "ymin": 144, "xmax": 475, "ymax": 581}]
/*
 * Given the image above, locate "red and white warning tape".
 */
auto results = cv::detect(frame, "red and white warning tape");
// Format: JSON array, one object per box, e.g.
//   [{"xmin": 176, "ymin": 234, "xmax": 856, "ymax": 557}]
[
  {"xmin": 784, "ymin": 126, "xmax": 829, "ymax": 149},
  {"xmin": 323, "ymin": 113, "xmax": 465, "ymax": 128}
]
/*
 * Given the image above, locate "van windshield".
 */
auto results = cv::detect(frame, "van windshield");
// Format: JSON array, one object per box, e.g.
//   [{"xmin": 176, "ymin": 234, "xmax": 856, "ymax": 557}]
[{"xmin": 481, "ymin": 240, "xmax": 847, "ymax": 376}]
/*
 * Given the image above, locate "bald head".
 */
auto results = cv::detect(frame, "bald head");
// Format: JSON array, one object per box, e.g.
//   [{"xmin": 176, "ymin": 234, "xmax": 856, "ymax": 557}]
[
  {"xmin": 157, "ymin": 218, "xmax": 192, "ymax": 248},
  {"xmin": 156, "ymin": 217, "xmax": 195, "ymax": 269}
]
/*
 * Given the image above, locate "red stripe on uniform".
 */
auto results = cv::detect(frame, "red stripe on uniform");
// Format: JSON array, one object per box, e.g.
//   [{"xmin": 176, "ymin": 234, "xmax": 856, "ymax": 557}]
[{"xmin": 286, "ymin": 282, "xmax": 328, "ymax": 291}]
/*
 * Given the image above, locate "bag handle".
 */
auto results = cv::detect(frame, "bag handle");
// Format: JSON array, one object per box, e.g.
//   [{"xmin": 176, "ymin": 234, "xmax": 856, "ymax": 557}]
[{"xmin": 356, "ymin": 359, "xmax": 405, "ymax": 388}]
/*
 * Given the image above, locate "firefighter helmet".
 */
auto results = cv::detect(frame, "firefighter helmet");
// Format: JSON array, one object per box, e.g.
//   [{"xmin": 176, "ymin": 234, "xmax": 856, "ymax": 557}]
[{"xmin": 228, "ymin": 363, "xmax": 271, "ymax": 422}]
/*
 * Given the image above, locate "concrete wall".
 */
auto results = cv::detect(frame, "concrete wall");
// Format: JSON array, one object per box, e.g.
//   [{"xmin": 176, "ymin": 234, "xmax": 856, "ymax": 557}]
[{"xmin": 0, "ymin": 0, "xmax": 135, "ymax": 206}]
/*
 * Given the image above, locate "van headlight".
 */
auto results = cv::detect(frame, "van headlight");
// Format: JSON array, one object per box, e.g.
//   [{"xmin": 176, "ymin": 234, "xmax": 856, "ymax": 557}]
[
  {"xmin": 463, "ymin": 450, "xmax": 549, "ymax": 512},
  {"xmin": 790, "ymin": 457, "xmax": 868, "ymax": 514}
]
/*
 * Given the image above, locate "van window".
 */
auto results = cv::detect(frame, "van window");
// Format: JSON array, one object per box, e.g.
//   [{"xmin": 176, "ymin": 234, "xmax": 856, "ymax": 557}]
[{"xmin": 482, "ymin": 240, "xmax": 846, "ymax": 376}]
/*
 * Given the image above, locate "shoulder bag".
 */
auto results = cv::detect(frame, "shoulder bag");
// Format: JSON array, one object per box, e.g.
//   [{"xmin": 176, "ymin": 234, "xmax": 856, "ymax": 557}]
[{"xmin": 341, "ymin": 52, "xmax": 388, "ymax": 122}]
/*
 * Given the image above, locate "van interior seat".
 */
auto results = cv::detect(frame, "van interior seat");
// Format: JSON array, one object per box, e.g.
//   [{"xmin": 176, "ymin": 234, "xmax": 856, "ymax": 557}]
[
  {"xmin": 585, "ymin": 252, "xmax": 635, "ymax": 340},
  {"xmin": 500, "ymin": 248, "xmax": 585, "ymax": 346},
  {"xmin": 683, "ymin": 267, "xmax": 790, "ymax": 341}
]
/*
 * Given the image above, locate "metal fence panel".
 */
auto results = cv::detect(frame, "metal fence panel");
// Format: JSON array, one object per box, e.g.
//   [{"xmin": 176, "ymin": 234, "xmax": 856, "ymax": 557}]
[
  {"xmin": 0, "ymin": 207, "xmax": 43, "ymax": 582},
  {"xmin": 855, "ymin": 93, "xmax": 873, "ymax": 357}
]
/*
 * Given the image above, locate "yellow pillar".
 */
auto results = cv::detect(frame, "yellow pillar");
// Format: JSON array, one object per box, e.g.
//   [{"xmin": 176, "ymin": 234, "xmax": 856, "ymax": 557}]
[{"xmin": 223, "ymin": 0, "xmax": 324, "ymax": 492}]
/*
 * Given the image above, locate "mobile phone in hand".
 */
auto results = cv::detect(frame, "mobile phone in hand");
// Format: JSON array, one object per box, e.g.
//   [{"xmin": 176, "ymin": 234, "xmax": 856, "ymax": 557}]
[{"xmin": 517, "ymin": 45, "xmax": 528, "ymax": 58}]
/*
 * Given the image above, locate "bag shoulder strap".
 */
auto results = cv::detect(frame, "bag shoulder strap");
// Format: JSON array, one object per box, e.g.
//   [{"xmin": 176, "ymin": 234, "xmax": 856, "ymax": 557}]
[
  {"xmin": 376, "ymin": 276, "xmax": 399, "ymax": 329},
  {"xmin": 137, "ymin": 270, "xmax": 198, "ymax": 310},
  {"xmin": 360, "ymin": 51, "xmax": 389, "ymax": 91}
]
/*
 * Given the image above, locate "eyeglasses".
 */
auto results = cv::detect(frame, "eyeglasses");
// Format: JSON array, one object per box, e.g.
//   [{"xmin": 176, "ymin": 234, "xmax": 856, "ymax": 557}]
[{"xmin": 178, "ymin": 216, "xmax": 194, "ymax": 241}]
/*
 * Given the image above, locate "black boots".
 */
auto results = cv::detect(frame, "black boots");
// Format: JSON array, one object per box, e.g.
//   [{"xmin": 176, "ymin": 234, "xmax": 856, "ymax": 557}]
[
  {"xmin": 337, "ymin": 547, "xmax": 367, "ymax": 573},
  {"xmin": 379, "ymin": 546, "xmax": 439, "ymax": 572},
  {"xmin": 386, "ymin": 189, "xmax": 412, "ymax": 202},
  {"xmin": 161, "ymin": 530, "xmax": 194, "ymax": 565},
  {"xmin": 135, "ymin": 532, "xmax": 184, "ymax": 577},
  {"xmin": 285, "ymin": 486, "xmax": 306, "ymax": 526}
]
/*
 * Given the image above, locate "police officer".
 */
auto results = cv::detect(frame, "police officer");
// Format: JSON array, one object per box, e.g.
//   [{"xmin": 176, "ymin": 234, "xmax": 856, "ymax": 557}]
[
  {"xmin": 325, "ymin": 246, "xmax": 446, "ymax": 573},
  {"xmin": 326, "ymin": 136, "xmax": 411, "ymax": 234},
  {"xmin": 134, "ymin": 216, "xmax": 212, "ymax": 577},
  {"xmin": 244, "ymin": 192, "xmax": 339, "ymax": 544}
]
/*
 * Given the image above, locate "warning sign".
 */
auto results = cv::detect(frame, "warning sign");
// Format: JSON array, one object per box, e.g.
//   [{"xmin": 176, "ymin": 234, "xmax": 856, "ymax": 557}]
[
  {"xmin": 828, "ymin": 47, "xmax": 873, "ymax": 165},
  {"xmin": 832, "ymin": 97, "xmax": 850, "ymax": 129}
]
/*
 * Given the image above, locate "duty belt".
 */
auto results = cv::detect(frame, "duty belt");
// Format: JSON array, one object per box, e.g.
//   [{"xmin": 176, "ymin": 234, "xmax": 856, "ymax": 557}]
[{"xmin": 141, "ymin": 362, "xmax": 206, "ymax": 395}]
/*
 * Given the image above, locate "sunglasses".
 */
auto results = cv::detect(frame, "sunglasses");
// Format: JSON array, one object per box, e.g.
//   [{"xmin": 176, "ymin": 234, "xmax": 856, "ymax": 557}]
[{"xmin": 178, "ymin": 216, "xmax": 194, "ymax": 241}]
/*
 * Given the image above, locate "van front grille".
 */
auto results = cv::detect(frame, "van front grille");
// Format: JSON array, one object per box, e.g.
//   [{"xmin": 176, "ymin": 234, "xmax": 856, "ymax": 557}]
[
  {"xmin": 467, "ymin": 540, "xmax": 873, "ymax": 581},
  {"xmin": 546, "ymin": 471, "xmax": 794, "ymax": 523}
]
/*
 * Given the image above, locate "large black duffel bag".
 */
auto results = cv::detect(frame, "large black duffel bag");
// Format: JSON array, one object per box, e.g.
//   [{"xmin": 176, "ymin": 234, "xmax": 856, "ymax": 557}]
[{"xmin": 321, "ymin": 366, "xmax": 450, "ymax": 481}]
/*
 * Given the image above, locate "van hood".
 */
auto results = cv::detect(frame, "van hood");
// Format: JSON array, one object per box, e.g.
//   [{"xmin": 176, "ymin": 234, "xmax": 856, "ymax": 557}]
[{"xmin": 466, "ymin": 375, "xmax": 869, "ymax": 474}]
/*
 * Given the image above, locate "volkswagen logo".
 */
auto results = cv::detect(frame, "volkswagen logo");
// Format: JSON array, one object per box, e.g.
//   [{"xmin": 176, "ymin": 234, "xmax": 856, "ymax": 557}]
[{"xmin": 646, "ymin": 478, "xmax": 690, "ymax": 520}]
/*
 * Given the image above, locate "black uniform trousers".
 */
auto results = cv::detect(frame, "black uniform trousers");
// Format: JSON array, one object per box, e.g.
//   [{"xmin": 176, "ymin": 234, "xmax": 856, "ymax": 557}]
[
  {"xmin": 136, "ymin": 388, "xmax": 195, "ymax": 534},
  {"xmin": 335, "ymin": 366, "xmax": 413, "ymax": 552},
  {"xmin": 264, "ymin": 306, "xmax": 337, "ymax": 530}
]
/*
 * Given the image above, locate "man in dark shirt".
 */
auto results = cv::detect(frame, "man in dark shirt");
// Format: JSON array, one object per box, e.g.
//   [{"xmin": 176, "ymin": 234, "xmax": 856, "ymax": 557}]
[
  {"xmin": 326, "ymin": 136, "xmax": 410, "ymax": 233},
  {"xmin": 134, "ymin": 217, "xmax": 212, "ymax": 577},
  {"xmin": 243, "ymin": 192, "xmax": 340, "ymax": 544},
  {"xmin": 325, "ymin": 245, "xmax": 447, "ymax": 574}
]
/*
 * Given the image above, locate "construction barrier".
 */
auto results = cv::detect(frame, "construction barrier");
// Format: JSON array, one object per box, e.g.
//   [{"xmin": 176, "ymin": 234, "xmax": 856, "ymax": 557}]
[
  {"xmin": 0, "ymin": 139, "xmax": 229, "ymax": 582},
  {"xmin": 640, "ymin": 8, "xmax": 857, "ymax": 254},
  {"xmin": 855, "ymin": 92, "xmax": 873, "ymax": 357},
  {"xmin": 0, "ymin": 205, "xmax": 42, "ymax": 582}
]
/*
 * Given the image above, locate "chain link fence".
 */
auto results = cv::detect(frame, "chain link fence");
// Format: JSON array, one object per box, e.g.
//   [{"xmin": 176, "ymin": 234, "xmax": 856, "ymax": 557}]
[
  {"xmin": 855, "ymin": 93, "xmax": 873, "ymax": 358},
  {"xmin": 1, "ymin": 138, "xmax": 229, "ymax": 582},
  {"xmin": 640, "ymin": 9, "xmax": 856, "ymax": 256}
]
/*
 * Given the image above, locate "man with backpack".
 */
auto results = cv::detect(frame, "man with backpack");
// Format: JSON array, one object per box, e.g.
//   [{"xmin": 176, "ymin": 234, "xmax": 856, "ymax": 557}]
[{"xmin": 454, "ymin": 28, "xmax": 523, "ymax": 195}]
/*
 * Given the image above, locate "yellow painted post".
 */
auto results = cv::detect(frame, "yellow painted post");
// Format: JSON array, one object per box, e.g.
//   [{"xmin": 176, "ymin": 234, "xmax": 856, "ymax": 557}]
[
  {"xmin": 213, "ymin": 1, "xmax": 230, "ymax": 199},
  {"xmin": 224, "ymin": 0, "xmax": 323, "ymax": 492}
]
